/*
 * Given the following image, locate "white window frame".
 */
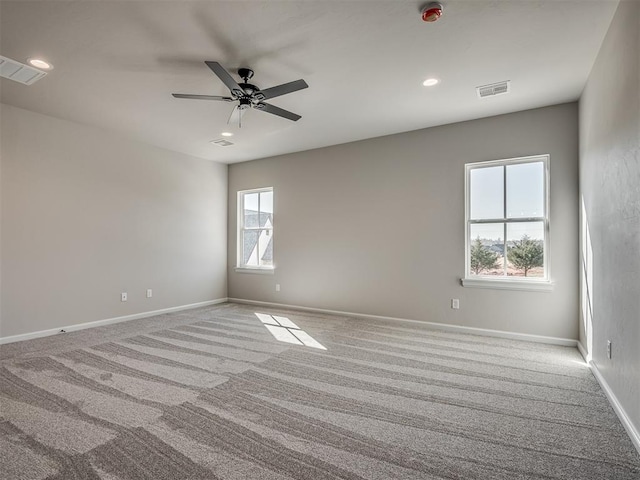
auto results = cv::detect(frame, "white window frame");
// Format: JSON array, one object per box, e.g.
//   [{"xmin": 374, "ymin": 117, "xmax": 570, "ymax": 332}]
[
  {"xmin": 462, "ymin": 154, "xmax": 553, "ymax": 291},
  {"xmin": 236, "ymin": 187, "xmax": 274, "ymax": 274}
]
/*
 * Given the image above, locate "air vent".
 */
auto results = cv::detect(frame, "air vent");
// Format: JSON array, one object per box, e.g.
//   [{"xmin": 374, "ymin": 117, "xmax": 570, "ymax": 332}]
[
  {"xmin": 210, "ymin": 139, "xmax": 234, "ymax": 147},
  {"xmin": 0, "ymin": 55, "xmax": 48, "ymax": 85},
  {"xmin": 476, "ymin": 80, "xmax": 510, "ymax": 98}
]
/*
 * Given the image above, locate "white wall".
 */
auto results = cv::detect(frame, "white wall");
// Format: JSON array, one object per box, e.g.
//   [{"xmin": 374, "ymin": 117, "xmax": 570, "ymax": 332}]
[
  {"xmin": 0, "ymin": 104, "xmax": 228, "ymax": 338},
  {"xmin": 579, "ymin": 0, "xmax": 640, "ymax": 438},
  {"xmin": 228, "ymin": 103, "xmax": 579, "ymax": 340}
]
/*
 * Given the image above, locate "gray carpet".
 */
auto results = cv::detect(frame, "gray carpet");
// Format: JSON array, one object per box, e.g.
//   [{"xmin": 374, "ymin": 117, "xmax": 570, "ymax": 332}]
[{"xmin": 1, "ymin": 302, "xmax": 638, "ymax": 480}]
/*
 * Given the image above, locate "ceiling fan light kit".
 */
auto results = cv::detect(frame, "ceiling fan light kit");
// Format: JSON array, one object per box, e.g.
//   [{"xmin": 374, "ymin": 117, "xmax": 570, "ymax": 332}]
[{"xmin": 172, "ymin": 62, "xmax": 308, "ymax": 127}]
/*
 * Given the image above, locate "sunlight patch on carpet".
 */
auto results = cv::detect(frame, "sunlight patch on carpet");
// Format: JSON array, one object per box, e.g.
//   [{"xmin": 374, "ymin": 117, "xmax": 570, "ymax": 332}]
[{"xmin": 255, "ymin": 313, "xmax": 326, "ymax": 350}]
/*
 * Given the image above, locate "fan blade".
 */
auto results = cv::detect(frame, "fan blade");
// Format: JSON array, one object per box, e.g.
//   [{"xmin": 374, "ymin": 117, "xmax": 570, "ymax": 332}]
[
  {"xmin": 258, "ymin": 79, "xmax": 308, "ymax": 100},
  {"xmin": 205, "ymin": 61, "xmax": 244, "ymax": 97},
  {"xmin": 172, "ymin": 94, "xmax": 234, "ymax": 101},
  {"xmin": 255, "ymin": 102, "xmax": 301, "ymax": 121}
]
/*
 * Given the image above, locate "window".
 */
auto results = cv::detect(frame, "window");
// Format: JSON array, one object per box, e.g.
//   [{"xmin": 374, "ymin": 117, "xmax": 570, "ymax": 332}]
[
  {"xmin": 463, "ymin": 155, "xmax": 551, "ymax": 290},
  {"xmin": 237, "ymin": 187, "xmax": 274, "ymax": 272}
]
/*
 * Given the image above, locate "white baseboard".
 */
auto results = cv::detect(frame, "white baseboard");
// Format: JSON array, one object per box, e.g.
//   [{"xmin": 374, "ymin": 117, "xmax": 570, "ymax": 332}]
[
  {"xmin": 588, "ymin": 360, "xmax": 640, "ymax": 455},
  {"xmin": 576, "ymin": 341, "xmax": 589, "ymax": 362},
  {"xmin": 0, "ymin": 298, "xmax": 228, "ymax": 345},
  {"xmin": 227, "ymin": 298, "xmax": 578, "ymax": 347}
]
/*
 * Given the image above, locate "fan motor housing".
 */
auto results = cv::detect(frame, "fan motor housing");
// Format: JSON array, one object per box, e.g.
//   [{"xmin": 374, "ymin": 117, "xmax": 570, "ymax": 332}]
[{"xmin": 239, "ymin": 83, "xmax": 260, "ymax": 96}]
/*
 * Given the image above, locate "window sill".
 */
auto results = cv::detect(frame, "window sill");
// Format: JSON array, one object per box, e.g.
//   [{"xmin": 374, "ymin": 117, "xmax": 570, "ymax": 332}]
[
  {"xmin": 461, "ymin": 277, "xmax": 554, "ymax": 292},
  {"xmin": 235, "ymin": 267, "xmax": 275, "ymax": 275}
]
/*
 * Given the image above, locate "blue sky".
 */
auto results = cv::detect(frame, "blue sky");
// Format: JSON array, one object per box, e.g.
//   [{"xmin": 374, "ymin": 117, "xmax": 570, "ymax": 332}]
[{"xmin": 470, "ymin": 162, "xmax": 544, "ymax": 241}]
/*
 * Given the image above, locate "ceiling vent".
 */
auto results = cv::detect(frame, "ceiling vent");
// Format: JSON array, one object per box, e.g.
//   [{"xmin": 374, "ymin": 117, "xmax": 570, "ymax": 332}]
[
  {"xmin": 476, "ymin": 80, "xmax": 510, "ymax": 99},
  {"xmin": 210, "ymin": 139, "xmax": 234, "ymax": 147},
  {"xmin": 0, "ymin": 55, "xmax": 48, "ymax": 85}
]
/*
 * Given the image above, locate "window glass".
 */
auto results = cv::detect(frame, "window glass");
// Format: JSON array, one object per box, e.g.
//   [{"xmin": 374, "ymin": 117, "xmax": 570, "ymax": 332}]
[
  {"xmin": 243, "ymin": 193, "xmax": 259, "ymax": 228},
  {"xmin": 260, "ymin": 190, "xmax": 273, "ymax": 215},
  {"xmin": 470, "ymin": 166, "xmax": 504, "ymax": 220},
  {"xmin": 260, "ymin": 229, "xmax": 273, "ymax": 266},
  {"xmin": 243, "ymin": 230, "xmax": 259, "ymax": 266},
  {"xmin": 469, "ymin": 223, "xmax": 504, "ymax": 276},
  {"xmin": 506, "ymin": 162, "xmax": 544, "ymax": 218},
  {"xmin": 506, "ymin": 221, "xmax": 545, "ymax": 278}
]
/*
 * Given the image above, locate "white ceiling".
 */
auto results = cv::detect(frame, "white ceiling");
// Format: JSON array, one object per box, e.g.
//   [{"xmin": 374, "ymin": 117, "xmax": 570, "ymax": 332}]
[{"xmin": 0, "ymin": 1, "xmax": 618, "ymax": 164}]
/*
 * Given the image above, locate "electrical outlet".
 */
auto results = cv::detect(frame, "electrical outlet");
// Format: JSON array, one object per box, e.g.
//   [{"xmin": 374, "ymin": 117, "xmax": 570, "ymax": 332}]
[
  {"xmin": 121, "ymin": 292, "xmax": 127, "ymax": 302},
  {"xmin": 451, "ymin": 298, "xmax": 460, "ymax": 309},
  {"xmin": 275, "ymin": 284, "xmax": 280, "ymax": 292},
  {"xmin": 607, "ymin": 340, "xmax": 612, "ymax": 359},
  {"xmin": 146, "ymin": 289, "xmax": 153, "ymax": 298}
]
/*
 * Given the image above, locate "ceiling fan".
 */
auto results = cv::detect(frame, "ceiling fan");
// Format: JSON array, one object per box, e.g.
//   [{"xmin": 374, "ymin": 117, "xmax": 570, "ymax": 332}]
[{"xmin": 172, "ymin": 61, "xmax": 308, "ymax": 127}]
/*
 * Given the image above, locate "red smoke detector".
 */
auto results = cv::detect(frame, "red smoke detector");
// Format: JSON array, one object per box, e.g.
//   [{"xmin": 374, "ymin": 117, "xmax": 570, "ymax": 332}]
[{"xmin": 422, "ymin": 2, "xmax": 443, "ymax": 22}]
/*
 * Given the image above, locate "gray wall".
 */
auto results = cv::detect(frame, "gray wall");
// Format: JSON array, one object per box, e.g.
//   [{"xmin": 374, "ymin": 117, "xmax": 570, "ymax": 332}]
[
  {"xmin": 0, "ymin": 104, "xmax": 228, "ymax": 338},
  {"xmin": 579, "ymin": 1, "xmax": 639, "ymax": 433},
  {"xmin": 228, "ymin": 103, "xmax": 579, "ymax": 340}
]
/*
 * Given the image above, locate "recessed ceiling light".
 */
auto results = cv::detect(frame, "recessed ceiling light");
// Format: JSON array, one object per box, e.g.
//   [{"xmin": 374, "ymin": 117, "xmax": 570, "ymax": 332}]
[
  {"xmin": 27, "ymin": 58, "xmax": 53, "ymax": 70},
  {"xmin": 423, "ymin": 78, "xmax": 439, "ymax": 87},
  {"xmin": 221, "ymin": 132, "xmax": 234, "ymax": 137}
]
